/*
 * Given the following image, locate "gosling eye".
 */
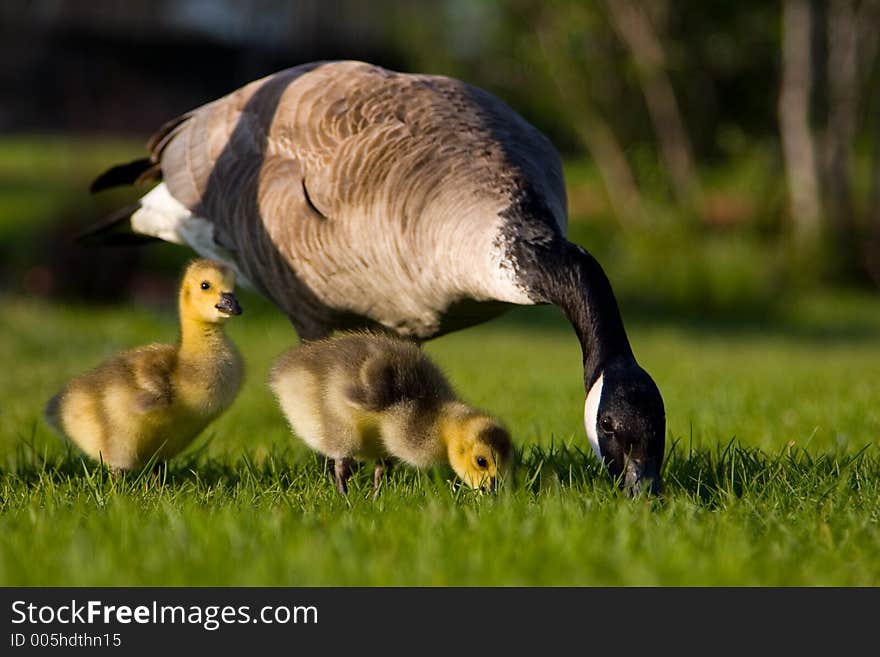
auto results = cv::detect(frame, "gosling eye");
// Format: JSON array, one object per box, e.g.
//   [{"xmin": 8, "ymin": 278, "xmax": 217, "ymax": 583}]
[
  {"xmin": 475, "ymin": 456, "xmax": 488, "ymax": 469},
  {"xmin": 200, "ymin": 281, "xmax": 211, "ymax": 291},
  {"xmin": 600, "ymin": 416, "xmax": 615, "ymax": 434}
]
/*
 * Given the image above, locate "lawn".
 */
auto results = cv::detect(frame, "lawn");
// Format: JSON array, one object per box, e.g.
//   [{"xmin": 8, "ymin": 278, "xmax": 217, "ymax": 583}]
[
  {"xmin": 1, "ymin": 288, "xmax": 878, "ymax": 586},
  {"xmin": 0, "ymin": 136, "xmax": 878, "ymax": 586}
]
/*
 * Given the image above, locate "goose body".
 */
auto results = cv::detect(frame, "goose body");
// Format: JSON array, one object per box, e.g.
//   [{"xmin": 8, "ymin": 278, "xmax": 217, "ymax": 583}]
[
  {"xmin": 45, "ymin": 259, "xmax": 244, "ymax": 471},
  {"xmin": 90, "ymin": 60, "xmax": 665, "ymax": 492},
  {"xmin": 269, "ymin": 332, "xmax": 512, "ymax": 494}
]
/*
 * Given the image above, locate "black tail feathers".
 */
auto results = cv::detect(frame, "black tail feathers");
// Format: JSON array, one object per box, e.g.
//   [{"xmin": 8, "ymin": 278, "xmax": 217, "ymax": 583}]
[
  {"xmin": 76, "ymin": 203, "xmax": 159, "ymax": 246},
  {"xmin": 83, "ymin": 156, "xmax": 163, "ymax": 245},
  {"xmin": 89, "ymin": 158, "xmax": 160, "ymax": 194}
]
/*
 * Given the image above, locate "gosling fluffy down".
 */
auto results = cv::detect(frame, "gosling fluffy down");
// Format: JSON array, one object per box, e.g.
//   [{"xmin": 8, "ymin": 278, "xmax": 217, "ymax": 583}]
[
  {"xmin": 269, "ymin": 332, "xmax": 512, "ymax": 495},
  {"xmin": 44, "ymin": 259, "xmax": 244, "ymax": 471}
]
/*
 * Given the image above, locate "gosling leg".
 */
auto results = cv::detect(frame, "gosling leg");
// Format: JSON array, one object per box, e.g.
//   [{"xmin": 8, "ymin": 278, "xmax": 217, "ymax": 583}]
[
  {"xmin": 372, "ymin": 459, "xmax": 394, "ymax": 500},
  {"xmin": 334, "ymin": 457, "xmax": 356, "ymax": 495},
  {"xmin": 151, "ymin": 461, "xmax": 167, "ymax": 486}
]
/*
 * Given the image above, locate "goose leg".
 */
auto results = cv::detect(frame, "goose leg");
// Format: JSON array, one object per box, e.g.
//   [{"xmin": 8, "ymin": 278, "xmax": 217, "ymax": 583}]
[{"xmin": 334, "ymin": 457, "xmax": 355, "ymax": 495}]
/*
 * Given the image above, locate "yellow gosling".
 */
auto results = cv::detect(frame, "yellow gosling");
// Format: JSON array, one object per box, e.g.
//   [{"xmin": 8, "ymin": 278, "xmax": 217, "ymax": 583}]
[
  {"xmin": 44, "ymin": 259, "xmax": 244, "ymax": 472},
  {"xmin": 269, "ymin": 332, "xmax": 512, "ymax": 496}
]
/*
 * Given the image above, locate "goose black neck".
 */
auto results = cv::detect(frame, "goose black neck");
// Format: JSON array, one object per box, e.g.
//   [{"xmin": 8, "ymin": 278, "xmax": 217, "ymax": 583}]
[{"xmin": 529, "ymin": 240, "xmax": 634, "ymax": 387}]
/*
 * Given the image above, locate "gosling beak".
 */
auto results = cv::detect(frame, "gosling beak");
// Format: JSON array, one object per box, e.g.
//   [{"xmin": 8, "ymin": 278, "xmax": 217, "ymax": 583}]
[
  {"xmin": 623, "ymin": 458, "xmax": 661, "ymax": 497},
  {"xmin": 215, "ymin": 291, "xmax": 242, "ymax": 316},
  {"xmin": 479, "ymin": 476, "xmax": 497, "ymax": 494}
]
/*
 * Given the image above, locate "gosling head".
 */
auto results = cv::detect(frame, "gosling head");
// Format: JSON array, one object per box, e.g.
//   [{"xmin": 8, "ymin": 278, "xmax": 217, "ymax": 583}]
[
  {"xmin": 445, "ymin": 413, "xmax": 513, "ymax": 491},
  {"xmin": 179, "ymin": 259, "xmax": 243, "ymax": 324}
]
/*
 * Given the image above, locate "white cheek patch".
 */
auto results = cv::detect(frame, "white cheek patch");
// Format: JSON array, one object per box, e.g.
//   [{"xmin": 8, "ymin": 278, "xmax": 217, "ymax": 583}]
[{"xmin": 584, "ymin": 373, "xmax": 604, "ymax": 462}]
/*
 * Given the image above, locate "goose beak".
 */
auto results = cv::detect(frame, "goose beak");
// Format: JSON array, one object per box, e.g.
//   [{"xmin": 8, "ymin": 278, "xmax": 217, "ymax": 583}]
[
  {"xmin": 215, "ymin": 292, "xmax": 242, "ymax": 316},
  {"xmin": 624, "ymin": 458, "xmax": 661, "ymax": 497}
]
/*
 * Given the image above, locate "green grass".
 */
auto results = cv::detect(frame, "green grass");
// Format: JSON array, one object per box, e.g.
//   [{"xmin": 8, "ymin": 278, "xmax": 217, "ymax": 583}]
[
  {"xmin": 1, "ymin": 289, "xmax": 879, "ymax": 586},
  {"xmin": 1, "ymin": 135, "xmax": 878, "ymax": 586}
]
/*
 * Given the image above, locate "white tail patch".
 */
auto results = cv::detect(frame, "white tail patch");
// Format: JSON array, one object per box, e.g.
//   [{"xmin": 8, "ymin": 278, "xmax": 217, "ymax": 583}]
[
  {"xmin": 132, "ymin": 183, "xmax": 252, "ymax": 288},
  {"xmin": 584, "ymin": 373, "xmax": 604, "ymax": 461},
  {"xmin": 131, "ymin": 183, "xmax": 190, "ymax": 245}
]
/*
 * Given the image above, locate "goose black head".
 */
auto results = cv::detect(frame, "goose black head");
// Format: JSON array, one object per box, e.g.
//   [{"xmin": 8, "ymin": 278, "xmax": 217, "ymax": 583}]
[{"xmin": 584, "ymin": 361, "xmax": 665, "ymax": 495}]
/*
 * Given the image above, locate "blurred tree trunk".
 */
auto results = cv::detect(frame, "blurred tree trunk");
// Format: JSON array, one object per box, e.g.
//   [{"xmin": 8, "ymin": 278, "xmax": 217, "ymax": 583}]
[
  {"xmin": 823, "ymin": 0, "xmax": 880, "ymax": 280},
  {"xmin": 603, "ymin": 0, "xmax": 700, "ymax": 207},
  {"xmin": 867, "ymin": 102, "xmax": 880, "ymax": 284},
  {"xmin": 569, "ymin": 115, "xmax": 645, "ymax": 224},
  {"xmin": 536, "ymin": 22, "xmax": 644, "ymax": 227},
  {"xmin": 858, "ymin": 0, "xmax": 880, "ymax": 283},
  {"xmin": 823, "ymin": 0, "xmax": 858, "ymax": 242},
  {"xmin": 856, "ymin": 1, "xmax": 880, "ymax": 79},
  {"xmin": 779, "ymin": 0, "xmax": 822, "ymax": 244}
]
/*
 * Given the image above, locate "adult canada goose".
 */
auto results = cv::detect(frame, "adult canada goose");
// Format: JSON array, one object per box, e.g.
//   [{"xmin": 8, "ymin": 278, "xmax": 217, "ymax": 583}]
[
  {"xmin": 44, "ymin": 259, "xmax": 244, "ymax": 471},
  {"xmin": 86, "ymin": 60, "xmax": 664, "ymax": 493},
  {"xmin": 269, "ymin": 331, "xmax": 512, "ymax": 496}
]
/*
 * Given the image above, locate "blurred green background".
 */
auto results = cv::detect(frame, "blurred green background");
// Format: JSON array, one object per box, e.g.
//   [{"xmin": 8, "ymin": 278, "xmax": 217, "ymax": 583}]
[{"xmin": 1, "ymin": 0, "xmax": 878, "ymax": 313}]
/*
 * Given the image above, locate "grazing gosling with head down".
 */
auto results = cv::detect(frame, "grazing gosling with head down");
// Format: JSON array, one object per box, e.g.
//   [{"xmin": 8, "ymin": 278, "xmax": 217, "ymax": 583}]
[
  {"xmin": 269, "ymin": 332, "xmax": 512, "ymax": 496},
  {"xmin": 44, "ymin": 259, "xmax": 244, "ymax": 472}
]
